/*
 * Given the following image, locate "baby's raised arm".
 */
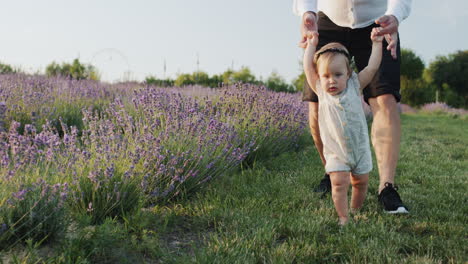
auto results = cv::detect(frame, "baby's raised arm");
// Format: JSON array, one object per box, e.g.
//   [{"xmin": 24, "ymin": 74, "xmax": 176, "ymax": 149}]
[
  {"xmin": 358, "ymin": 28, "xmax": 384, "ymax": 89},
  {"xmin": 303, "ymin": 32, "xmax": 319, "ymax": 94}
]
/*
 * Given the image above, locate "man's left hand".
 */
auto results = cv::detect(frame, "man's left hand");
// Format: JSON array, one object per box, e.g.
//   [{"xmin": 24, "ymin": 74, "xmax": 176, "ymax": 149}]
[{"xmin": 375, "ymin": 15, "xmax": 399, "ymax": 59}]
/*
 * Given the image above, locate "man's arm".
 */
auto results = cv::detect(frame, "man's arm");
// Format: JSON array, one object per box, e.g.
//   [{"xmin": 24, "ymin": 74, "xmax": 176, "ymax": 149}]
[
  {"xmin": 358, "ymin": 28, "xmax": 383, "ymax": 89},
  {"xmin": 293, "ymin": 0, "xmax": 318, "ymax": 49}
]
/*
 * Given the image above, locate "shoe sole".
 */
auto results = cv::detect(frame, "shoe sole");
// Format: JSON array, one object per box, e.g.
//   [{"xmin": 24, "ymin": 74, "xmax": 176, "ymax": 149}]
[{"xmin": 384, "ymin": 207, "xmax": 409, "ymax": 214}]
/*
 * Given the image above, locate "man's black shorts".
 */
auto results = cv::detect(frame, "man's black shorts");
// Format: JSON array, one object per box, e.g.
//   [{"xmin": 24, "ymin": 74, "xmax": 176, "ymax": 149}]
[{"xmin": 302, "ymin": 12, "xmax": 401, "ymax": 104}]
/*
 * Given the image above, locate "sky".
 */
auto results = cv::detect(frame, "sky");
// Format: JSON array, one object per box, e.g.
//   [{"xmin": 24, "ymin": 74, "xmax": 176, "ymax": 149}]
[{"xmin": 0, "ymin": 0, "xmax": 467, "ymax": 83}]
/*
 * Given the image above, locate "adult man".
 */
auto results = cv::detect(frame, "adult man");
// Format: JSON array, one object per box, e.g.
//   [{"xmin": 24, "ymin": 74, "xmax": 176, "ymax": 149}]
[{"xmin": 293, "ymin": 0, "xmax": 411, "ymax": 213}]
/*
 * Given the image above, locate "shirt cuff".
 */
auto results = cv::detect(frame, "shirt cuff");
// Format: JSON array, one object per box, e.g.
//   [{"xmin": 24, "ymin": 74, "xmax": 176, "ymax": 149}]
[
  {"xmin": 385, "ymin": 0, "xmax": 412, "ymax": 24},
  {"xmin": 292, "ymin": 0, "xmax": 318, "ymax": 17}
]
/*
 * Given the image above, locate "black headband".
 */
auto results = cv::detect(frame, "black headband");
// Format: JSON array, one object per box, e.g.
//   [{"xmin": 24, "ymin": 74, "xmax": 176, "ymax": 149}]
[{"xmin": 316, "ymin": 48, "xmax": 351, "ymax": 61}]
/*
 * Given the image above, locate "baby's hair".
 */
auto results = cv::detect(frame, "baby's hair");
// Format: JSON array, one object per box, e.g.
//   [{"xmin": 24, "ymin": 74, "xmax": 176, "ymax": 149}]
[{"xmin": 313, "ymin": 42, "xmax": 352, "ymax": 77}]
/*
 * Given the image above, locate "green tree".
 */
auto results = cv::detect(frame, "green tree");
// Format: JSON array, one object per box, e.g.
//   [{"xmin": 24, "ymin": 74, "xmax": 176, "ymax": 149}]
[
  {"xmin": 174, "ymin": 71, "xmax": 221, "ymax": 87},
  {"xmin": 231, "ymin": 66, "xmax": 256, "ymax": 84},
  {"xmin": 400, "ymin": 77, "xmax": 434, "ymax": 106},
  {"xmin": 45, "ymin": 62, "xmax": 61, "ymax": 76},
  {"xmin": 174, "ymin": 73, "xmax": 194, "ymax": 86},
  {"xmin": 265, "ymin": 71, "xmax": 294, "ymax": 92},
  {"xmin": 208, "ymin": 74, "xmax": 222, "ymax": 87},
  {"xmin": 398, "ymin": 49, "xmax": 431, "ymax": 106},
  {"xmin": 145, "ymin": 76, "xmax": 175, "ymax": 87},
  {"xmin": 426, "ymin": 50, "xmax": 468, "ymax": 108},
  {"xmin": 192, "ymin": 71, "xmax": 210, "ymax": 86},
  {"xmin": 401, "ymin": 49, "xmax": 425, "ymax": 80},
  {"xmin": 45, "ymin": 59, "xmax": 100, "ymax": 80},
  {"xmin": 0, "ymin": 62, "xmax": 14, "ymax": 74},
  {"xmin": 221, "ymin": 69, "xmax": 234, "ymax": 85},
  {"xmin": 292, "ymin": 72, "xmax": 306, "ymax": 92},
  {"xmin": 156, "ymin": 68, "xmax": 296, "ymax": 90}
]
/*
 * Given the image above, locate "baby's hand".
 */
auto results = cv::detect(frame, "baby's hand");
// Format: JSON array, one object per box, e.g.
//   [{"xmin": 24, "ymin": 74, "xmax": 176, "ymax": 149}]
[
  {"xmin": 371, "ymin": 27, "xmax": 384, "ymax": 42},
  {"xmin": 307, "ymin": 32, "xmax": 319, "ymax": 48}
]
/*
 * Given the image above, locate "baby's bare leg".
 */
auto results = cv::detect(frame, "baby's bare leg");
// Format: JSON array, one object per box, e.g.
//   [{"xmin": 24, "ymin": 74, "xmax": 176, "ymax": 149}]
[
  {"xmin": 350, "ymin": 173, "xmax": 369, "ymax": 211},
  {"xmin": 330, "ymin": 171, "xmax": 351, "ymax": 225}
]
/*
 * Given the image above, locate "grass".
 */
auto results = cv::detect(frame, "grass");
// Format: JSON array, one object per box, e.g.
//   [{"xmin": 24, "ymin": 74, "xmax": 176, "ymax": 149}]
[{"xmin": 2, "ymin": 113, "xmax": 467, "ymax": 263}]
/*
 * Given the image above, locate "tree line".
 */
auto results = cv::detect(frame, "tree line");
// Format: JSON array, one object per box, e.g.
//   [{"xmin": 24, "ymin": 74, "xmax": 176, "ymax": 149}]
[
  {"xmin": 145, "ymin": 49, "xmax": 468, "ymax": 109},
  {"xmin": 0, "ymin": 49, "xmax": 466, "ymax": 108},
  {"xmin": 145, "ymin": 67, "xmax": 297, "ymax": 93},
  {"xmin": 400, "ymin": 50, "xmax": 467, "ymax": 109}
]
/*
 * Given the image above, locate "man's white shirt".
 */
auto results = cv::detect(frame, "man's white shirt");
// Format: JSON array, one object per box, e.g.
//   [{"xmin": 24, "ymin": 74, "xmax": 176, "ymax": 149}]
[{"xmin": 292, "ymin": 0, "xmax": 411, "ymax": 28}]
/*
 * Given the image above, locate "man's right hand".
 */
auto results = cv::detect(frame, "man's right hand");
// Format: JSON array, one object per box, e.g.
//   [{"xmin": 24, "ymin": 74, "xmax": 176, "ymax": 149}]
[{"xmin": 299, "ymin": 11, "xmax": 318, "ymax": 49}]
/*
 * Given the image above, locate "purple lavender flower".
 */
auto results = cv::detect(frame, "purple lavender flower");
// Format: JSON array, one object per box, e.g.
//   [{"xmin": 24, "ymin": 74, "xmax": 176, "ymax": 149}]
[
  {"xmin": 421, "ymin": 102, "xmax": 468, "ymax": 116},
  {"xmin": 12, "ymin": 189, "xmax": 29, "ymax": 201}
]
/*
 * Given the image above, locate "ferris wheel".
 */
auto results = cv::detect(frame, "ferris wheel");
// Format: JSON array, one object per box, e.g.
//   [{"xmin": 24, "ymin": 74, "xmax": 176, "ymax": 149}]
[{"xmin": 90, "ymin": 48, "xmax": 132, "ymax": 82}]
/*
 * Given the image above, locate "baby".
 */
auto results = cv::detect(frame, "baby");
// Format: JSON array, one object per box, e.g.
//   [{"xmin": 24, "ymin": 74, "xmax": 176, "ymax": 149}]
[{"xmin": 303, "ymin": 28, "xmax": 384, "ymax": 225}]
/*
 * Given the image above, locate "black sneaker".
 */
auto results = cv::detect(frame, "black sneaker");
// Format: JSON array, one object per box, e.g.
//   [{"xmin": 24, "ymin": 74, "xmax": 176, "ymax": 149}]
[
  {"xmin": 313, "ymin": 173, "xmax": 331, "ymax": 196},
  {"xmin": 378, "ymin": 182, "xmax": 409, "ymax": 214}
]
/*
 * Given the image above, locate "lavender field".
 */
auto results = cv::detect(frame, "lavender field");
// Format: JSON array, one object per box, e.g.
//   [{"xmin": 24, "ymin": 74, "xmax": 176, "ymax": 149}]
[
  {"xmin": 1, "ymin": 73, "xmax": 467, "ymax": 262},
  {"xmin": 0, "ymin": 73, "xmax": 308, "ymax": 250}
]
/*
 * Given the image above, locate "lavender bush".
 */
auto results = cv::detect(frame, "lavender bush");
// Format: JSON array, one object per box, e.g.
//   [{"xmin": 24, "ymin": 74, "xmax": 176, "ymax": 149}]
[
  {"xmin": 420, "ymin": 102, "xmax": 468, "ymax": 116},
  {"xmin": 0, "ymin": 74, "xmax": 137, "ymax": 134},
  {"xmin": 194, "ymin": 84, "xmax": 308, "ymax": 165},
  {"xmin": 0, "ymin": 74, "xmax": 308, "ymax": 236},
  {"xmin": 103, "ymin": 91, "xmax": 253, "ymax": 204},
  {"xmin": 0, "ymin": 179, "xmax": 68, "ymax": 249},
  {"xmin": 69, "ymin": 169, "xmax": 141, "ymax": 225},
  {"xmin": 399, "ymin": 103, "xmax": 417, "ymax": 114}
]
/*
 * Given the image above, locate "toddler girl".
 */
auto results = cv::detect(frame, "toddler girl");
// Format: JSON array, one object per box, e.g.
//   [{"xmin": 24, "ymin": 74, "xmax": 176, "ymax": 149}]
[{"xmin": 303, "ymin": 28, "xmax": 383, "ymax": 225}]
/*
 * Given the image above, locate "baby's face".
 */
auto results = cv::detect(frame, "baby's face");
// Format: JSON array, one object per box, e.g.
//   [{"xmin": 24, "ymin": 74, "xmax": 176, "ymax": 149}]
[{"xmin": 317, "ymin": 55, "xmax": 349, "ymax": 96}]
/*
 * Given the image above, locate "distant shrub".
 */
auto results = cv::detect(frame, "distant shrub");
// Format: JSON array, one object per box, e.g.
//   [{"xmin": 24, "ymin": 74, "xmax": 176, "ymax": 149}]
[
  {"xmin": 145, "ymin": 76, "xmax": 174, "ymax": 87},
  {"xmin": 46, "ymin": 59, "xmax": 100, "ymax": 80},
  {"xmin": 425, "ymin": 50, "xmax": 468, "ymax": 109},
  {"xmin": 231, "ymin": 67, "xmax": 256, "ymax": 84},
  {"xmin": 401, "ymin": 49, "xmax": 425, "ymax": 80},
  {"xmin": 292, "ymin": 72, "xmax": 306, "ymax": 92},
  {"xmin": 265, "ymin": 71, "xmax": 295, "ymax": 93},
  {"xmin": 174, "ymin": 71, "xmax": 222, "ymax": 88},
  {"xmin": 0, "ymin": 62, "xmax": 15, "ymax": 74},
  {"xmin": 400, "ymin": 77, "xmax": 434, "ymax": 107}
]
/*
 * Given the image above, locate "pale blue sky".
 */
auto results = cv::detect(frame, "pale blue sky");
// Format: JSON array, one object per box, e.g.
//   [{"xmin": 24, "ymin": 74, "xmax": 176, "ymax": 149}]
[{"xmin": 0, "ymin": 0, "xmax": 467, "ymax": 83}]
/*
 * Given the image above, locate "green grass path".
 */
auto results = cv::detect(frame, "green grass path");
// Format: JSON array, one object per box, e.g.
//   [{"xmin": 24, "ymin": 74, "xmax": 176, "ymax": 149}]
[{"xmin": 154, "ymin": 114, "xmax": 467, "ymax": 263}]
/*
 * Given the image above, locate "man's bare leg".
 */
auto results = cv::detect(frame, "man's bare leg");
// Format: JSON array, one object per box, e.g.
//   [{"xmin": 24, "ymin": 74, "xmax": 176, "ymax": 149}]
[
  {"xmin": 308, "ymin": 102, "xmax": 325, "ymax": 165},
  {"xmin": 368, "ymin": 94, "xmax": 400, "ymax": 192},
  {"xmin": 308, "ymin": 102, "xmax": 331, "ymax": 194},
  {"xmin": 369, "ymin": 94, "xmax": 408, "ymax": 213}
]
